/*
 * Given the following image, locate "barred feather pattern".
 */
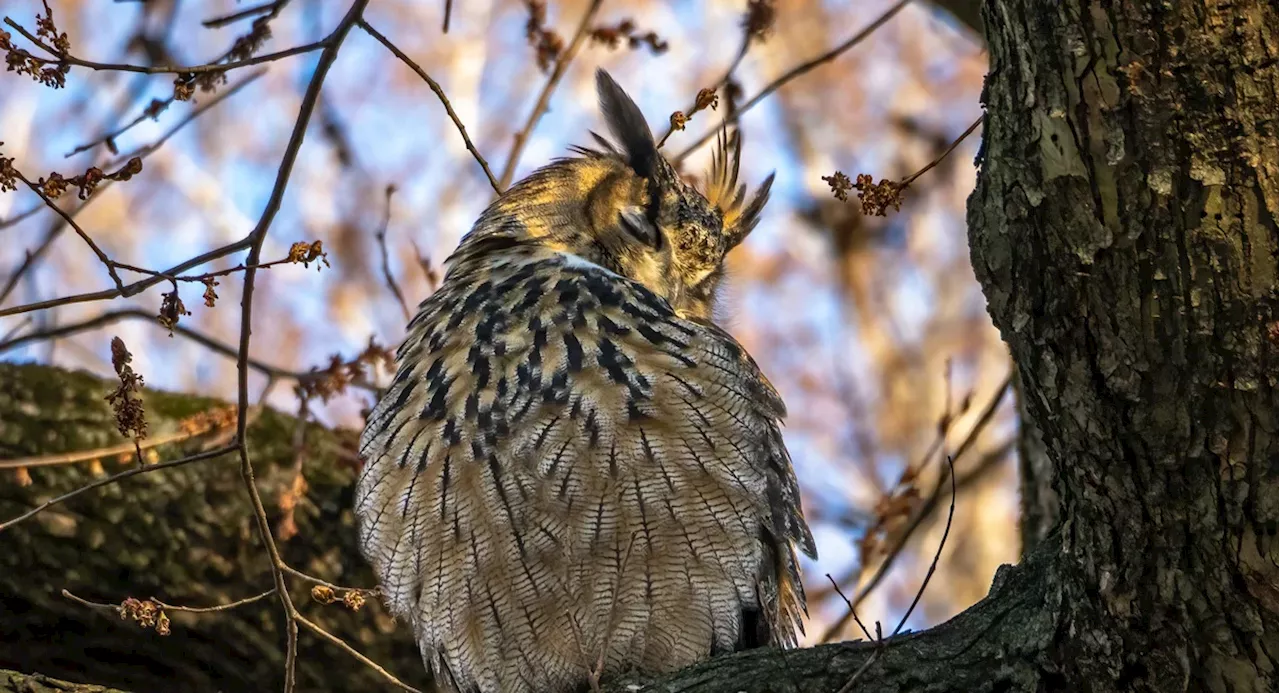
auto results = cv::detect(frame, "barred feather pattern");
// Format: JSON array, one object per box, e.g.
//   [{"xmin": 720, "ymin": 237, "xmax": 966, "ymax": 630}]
[{"xmin": 356, "ymin": 245, "xmax": 815, "ymax": 693}]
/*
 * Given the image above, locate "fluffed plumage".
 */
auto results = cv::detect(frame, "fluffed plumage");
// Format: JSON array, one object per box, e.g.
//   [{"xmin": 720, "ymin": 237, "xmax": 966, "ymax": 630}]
[{"xmin": 355, "ymin": 69, "xmax": 815, "ymax": 693}]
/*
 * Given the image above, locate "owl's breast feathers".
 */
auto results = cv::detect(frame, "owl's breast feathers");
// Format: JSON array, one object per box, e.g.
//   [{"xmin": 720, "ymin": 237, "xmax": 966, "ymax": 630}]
[{"xmin": 356, "ymin": 248, "xmax": 815, "ymax": 693}]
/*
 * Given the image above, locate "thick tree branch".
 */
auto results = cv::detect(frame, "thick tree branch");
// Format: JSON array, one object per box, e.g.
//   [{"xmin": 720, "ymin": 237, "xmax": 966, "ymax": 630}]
[{"xmin": 0, "ymin": 362, "xmax": 428, "ymax": 692}]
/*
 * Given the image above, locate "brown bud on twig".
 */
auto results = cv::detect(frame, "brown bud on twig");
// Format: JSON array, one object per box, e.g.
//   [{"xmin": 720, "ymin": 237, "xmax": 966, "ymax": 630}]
[
  {"xmin": 288, "ymin": 240, "xmax": 330, "ymax": 270},
  {"xmin": 106, "ymin": 337, "xmax": 148, "ymax": 442},
  {"xmin": 158, "ymin": 286, "xmax": 191, "ymax": 335},
  {"xmin": 822, "ymin": 171, "xmax": 853, "ymax": 202}
]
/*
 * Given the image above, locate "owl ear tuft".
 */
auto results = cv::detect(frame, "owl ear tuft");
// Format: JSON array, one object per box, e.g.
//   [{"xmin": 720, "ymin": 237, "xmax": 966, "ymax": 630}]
[
  {"xmin": 596, "ymin": 69, "xmax": 657, "ymax": 179},
  {"xmin": 723, "ymin": 172, "xmax": 774, "ymax": 250}
]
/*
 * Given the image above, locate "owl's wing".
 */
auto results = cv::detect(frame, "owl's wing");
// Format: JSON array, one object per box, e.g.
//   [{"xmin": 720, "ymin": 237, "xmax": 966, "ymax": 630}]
[
  {"xmin": 692, "ymin": 319, "xmax": 817, "ymax": 648},
  {"xmin": 355, "ymin": 254, "xmax": 814, "ymax": 691}
]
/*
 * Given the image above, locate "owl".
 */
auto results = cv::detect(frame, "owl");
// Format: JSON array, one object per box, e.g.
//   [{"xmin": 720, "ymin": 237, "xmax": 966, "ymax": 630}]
[{"xmin": 355, "ymin": 70, "xmax": 815, "ymax": 693}]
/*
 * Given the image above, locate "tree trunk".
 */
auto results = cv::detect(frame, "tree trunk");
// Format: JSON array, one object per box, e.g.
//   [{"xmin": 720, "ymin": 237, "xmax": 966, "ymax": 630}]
[
  {"xmin": 1, "ymin": 0, "xmax": 1275, "ymax": 692},
  {"xmin": 966, "ymin": 0, "xmax": 1278, "ymax": 690}
]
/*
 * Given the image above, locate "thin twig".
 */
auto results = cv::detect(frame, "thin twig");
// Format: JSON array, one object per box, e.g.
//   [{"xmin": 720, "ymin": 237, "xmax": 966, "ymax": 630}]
[
  {"xmin": 154, "ymin": 589, "xmax": 278, "ymax": 613},
  {"xmin": 13, "ymin": 171, "xmax": 124, "ymax": 291},
  {"xmin": 0, "ymin": 308, "xmax": 373, "ymax": 394},
  {"xmin": 59, "ymin": 589, "xmax": 130, "ymax": 612},
  {"xmin": 111, "ymin": 244, "xmax": 325, "ymax": 284},
  {"xmin": 0, "ymin": 238, "xmax": 252, "ymax": 318},
  {"xmin": 674, "ymin": 0, "xmax": 912, "ymax": 163},
  {"xmin": 825, "ymin": 575, "xmax": 873, "ymax": 641},
  {"xmin": 818, "ymin": 373, "xmax": 1012, "ymax": 642},
  {"xmin": 358, "ymin": 20, "xmax": 500, "ymax": 193},
  {"xmin": 4, "ymin": 16, "xmax": 324, "ymax": 76},
  {"xmin": 295, "ymin": 613, "xmax": 424, "ymax": 693},
  {"xmin": 891, "ymin": 454, "xmax": 956, "ymax": 637},
  {"xmin": 1, "ymin": 61, "xmax": 265, "ymax": 235},
  {"xmin": 64, "ymin": 97, "xmax": 173, "ymax": 157},
  {"xmin": 0, "ymin": 222, "xmax": 61, "ymax": 306},
  {"xmin": 115, "ymin": 70, "xmax": 268, "ymax": 161},
  {"xmin": 409, "ymin": 239, "xmax": 440, "ymax": 291},
  {"xmin": 280, "ymin": 564, "xmax": 374, "ymax": 594},
  {"xmin": 0, "ymin": 316, "xmax": 32, "ymax": 342},
  {"xmin": 0, "ymin": 72, "xmax": 265, "ymax": 316},
  {"xmin": 202, "ymin": 0, "xmax": 284, "ymax": 28},
  {"xmin": 373, "ymin": 185, "xmax": 411, "ymax": 320},
  {"xmin": 0, "ymin": 196, "xmax": 45, "ymax": 231},
  {"xmin": 899, "ymin": 114, "xmax": 984, "ymax": 187},
  {"xmin": 231, "ymin": 3, "xmax": 367, "ymax": 691},
  {"xmin": 0, "ymin": 444, "xmax": 236, "ymax": 534},
  {"xmin": 442, "ymin": 0, "xmax": 453, "ymax": 33},
  {"xmin": 498, "ymin": 0, "xmax": 606, "ymax": 190},
  {"xmin": 62, "ymin": 587, "xmax": 277, "ymax": 614},
  {"xmin": 655, "ymin": 31, "xmax": 750, "ymax": 149}
]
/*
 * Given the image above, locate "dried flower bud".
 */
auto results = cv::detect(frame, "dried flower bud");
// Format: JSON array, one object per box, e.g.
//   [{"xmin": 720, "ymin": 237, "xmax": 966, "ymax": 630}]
[
  {"xmin": 158, "ymin": 288, "xmax": 191, "ymax": 334},
  {"xmin": 694, "ymin": 88, "xmax": 719, "ymax": 112},
  {"xmin": 822, "ymin": 171, "xmax": 853, "ymax": 202},
  {"xmin": 342, "ymin": 590, "xmax": 366, "ymax": 611},
  {"xmin": 201, "ymin": 278, "xmax": 219, "ymax": 308},
  {"xmin": 155, "ymin": 611, "xmax": 171, "ymax": 636},
  {"xmin": 854, "ymin": 173, "xmax": 905, "ymax": 216},
  {"xmin": 288, "ymin": 241, "xmax": 330, "ymax": 270},
  {"xmin": 106, "ymin": 337, "xmax": 147, "ymax": 441}
]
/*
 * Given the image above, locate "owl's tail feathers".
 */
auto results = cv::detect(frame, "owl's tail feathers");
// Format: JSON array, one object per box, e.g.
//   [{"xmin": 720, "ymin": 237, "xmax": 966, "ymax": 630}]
[{"xmin": 751, "ymin": 534, "xmax": 809, "ymax": 651}]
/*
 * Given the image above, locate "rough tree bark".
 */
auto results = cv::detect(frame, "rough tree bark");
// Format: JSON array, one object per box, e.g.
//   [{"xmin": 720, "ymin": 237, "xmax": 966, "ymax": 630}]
[
  {"xmin": 967, "ymin": 0, "xmax": 1277, "ymax": 688},
  {"xmin": 0, "ymin": 363, "xmax": 429, "ymax": 692},
  {"xmin": 2, "ymin": 0, "xmax": 1275, "ymax": 691}
]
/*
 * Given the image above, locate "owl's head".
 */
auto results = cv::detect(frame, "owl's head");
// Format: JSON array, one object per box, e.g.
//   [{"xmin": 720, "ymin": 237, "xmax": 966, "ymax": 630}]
[{"xmin": 456, "ymin": 69, "xmax": 773, "ymax": 321}]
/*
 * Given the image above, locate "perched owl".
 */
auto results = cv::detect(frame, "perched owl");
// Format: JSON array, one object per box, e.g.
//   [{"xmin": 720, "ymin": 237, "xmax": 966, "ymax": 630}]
[{"xmin": 355, "ymin": 70, "xmax": 815, "ymax": 693}]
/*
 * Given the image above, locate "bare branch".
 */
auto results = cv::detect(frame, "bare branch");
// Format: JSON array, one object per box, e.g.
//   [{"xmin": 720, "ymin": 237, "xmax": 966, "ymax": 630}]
[
  {"xmin": 0, "ymin": 238, "xmax": 250, "ymax": 318},
  {"xmin": 358, "ymin": 20, "xmax": 501, "ymax": 193},
  {"xmin": 498, "ymin": 0, "xmax": 606, "ymax": 190},
  {"xmin": 0, "ymin": 444, "xmax": 236, "ymax": 534},
  {"xmin": 891, "ymin": 454, "xmax": 956, "ymax": 637},
  {"xmin": 228, "ymin": 2, "xmax": 368, "ymax": 690},
  {"xmin": 63, "ymin": 587, "xmax": 278, "ymax": 615},
  {"xmin": 819, "ymin": 372, "xmax": 1012, "ymax": 642},
  {"xmin": 899, "ymin": 114, "xmax": 983, "ymax": 187},
  {"xmin": 0, "ymin": 221, "xmax": 61, "ymax": 306},
  {"xmin": 0, "ymin": 71, "xmax": 266, "ymax": 314},
  {"xmin": 673, "ymin": 0, "xmax": 912, "ymax": 162},
  {"xmin": 295, "ymin": 613, "xmax": 424, "ymax": 693},
  {"xmin": 373, "ymin": 184, "xmax": 411, "ymax": 320},
  {"xmin": 0, "ymin": 309, "xmax": 378, "ymax": 395},
  {"xmin": 281, "ymin": 564, "xmax": 375, "ymax": 594},
  {"xmin": 0, "ymin": 417, "xmax": 231, "ymax": 470},
  {"xmin": 202, "ymin": 1, "xmax": 285, "ymax": 29},
  {"xmin": 825, "ymin": 575, "xmax": 874, "ymax": 642},
  {"xmin": 3, "ymin": 16, "xmax": 324, "ymax": 76},
  {"xmin": 64, "ymin": 97, "xmax": 171, "ymax": 158},
  {"xmin": 12, "ymin": 169, "xmax": 125, "ymax": 291},
  {"xmin": 655, "ymin": 21, "xmax": 751, "ymax": 149},
  {"xmin": 0, "ymin": 68, "xmax": 264, "ymax": 233}
]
